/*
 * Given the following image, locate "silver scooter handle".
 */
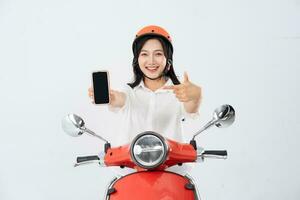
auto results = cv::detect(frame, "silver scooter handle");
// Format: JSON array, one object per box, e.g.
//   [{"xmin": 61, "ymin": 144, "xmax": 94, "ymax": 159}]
[
  {"xmin": 198, "ymin": 150, "xmax": 228, "ymax": 160},
  {"xmin": 74, "ymin": 152, "xmax": 106, "ymax": 167}
]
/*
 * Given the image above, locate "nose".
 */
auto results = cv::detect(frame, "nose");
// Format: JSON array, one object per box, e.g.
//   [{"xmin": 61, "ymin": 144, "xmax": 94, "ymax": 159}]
[{"xmin": 147, "ymin": 54, "xmax": 156, "ymax": 65}]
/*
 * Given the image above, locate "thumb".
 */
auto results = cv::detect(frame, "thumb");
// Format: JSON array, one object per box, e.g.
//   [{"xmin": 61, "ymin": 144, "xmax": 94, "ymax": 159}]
[
  {"xmin": 183, "ymin": 71, "xmax": 189, "ymax": 83},
  {"xmin": 109, "ymin": 89, "xmax": 116, "ymax": 96}
]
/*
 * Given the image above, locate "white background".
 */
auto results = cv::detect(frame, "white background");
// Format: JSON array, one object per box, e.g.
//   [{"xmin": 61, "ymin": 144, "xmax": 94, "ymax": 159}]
[{"xmin": 0, "ymin": 0, "xmax": 299, "ymax": 199}]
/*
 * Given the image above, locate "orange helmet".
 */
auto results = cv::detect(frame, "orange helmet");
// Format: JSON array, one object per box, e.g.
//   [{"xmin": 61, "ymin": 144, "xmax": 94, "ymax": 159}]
[{"xmin": 132, "ymin": 25, "xmax": 173, "ymax": 52}]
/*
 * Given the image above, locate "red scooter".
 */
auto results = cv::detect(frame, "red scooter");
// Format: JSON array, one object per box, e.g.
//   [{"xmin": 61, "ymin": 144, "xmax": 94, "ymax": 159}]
[{"xmin": 62, "ymin": 104, "xmax": 235, "ymax": 200}]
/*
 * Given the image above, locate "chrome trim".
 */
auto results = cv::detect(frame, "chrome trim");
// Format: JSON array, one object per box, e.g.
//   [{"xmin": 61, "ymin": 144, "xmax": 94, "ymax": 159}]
[
  {"xmin": 130, "ymin": 131, "xmax": 169, "ymax": 169},
  {"xmin": 103, "ymin": 176, "xmax": 122, "ymax": 200},
  {"xmin": 103, "ymin": 173, "xmax": 201, "ymax": 199},
  {"xmin": 185, "ymin": 174, "xmax": 201, "ymax": 200}
]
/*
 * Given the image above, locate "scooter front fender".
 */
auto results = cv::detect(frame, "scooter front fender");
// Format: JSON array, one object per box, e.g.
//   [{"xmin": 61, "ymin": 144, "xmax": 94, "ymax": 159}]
[{"xmin": 106, "ymin": 171, "xmax": 199, "ymax": 200}]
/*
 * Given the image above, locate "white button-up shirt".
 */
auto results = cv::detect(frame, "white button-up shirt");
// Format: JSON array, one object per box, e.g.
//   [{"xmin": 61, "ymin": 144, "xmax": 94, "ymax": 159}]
[{"xmin": 109, "ymin": 79, "xmax": 199, "ymax": 146}]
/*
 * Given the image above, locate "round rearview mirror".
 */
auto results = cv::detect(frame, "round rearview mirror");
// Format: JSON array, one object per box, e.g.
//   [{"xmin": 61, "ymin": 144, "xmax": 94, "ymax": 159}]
[
  {"xmin": 62, "ymin": 114, "xmax": 85, "ymax": 137},
  {"xmin": 213, "ymin": 104, "xmax": 235, "ymax": 128}
]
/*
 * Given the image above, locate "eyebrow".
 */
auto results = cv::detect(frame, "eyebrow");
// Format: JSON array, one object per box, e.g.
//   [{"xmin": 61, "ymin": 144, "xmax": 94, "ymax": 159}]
[{"xmin": 140, "ymin": 49, "xmax": 164, "ymax": 52}]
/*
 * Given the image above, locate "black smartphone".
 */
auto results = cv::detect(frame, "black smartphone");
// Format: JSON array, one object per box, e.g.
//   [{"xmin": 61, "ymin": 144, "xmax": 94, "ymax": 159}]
[{"xmin": 92, "ymin": 71, "xmax": 110, "ymax": 104}]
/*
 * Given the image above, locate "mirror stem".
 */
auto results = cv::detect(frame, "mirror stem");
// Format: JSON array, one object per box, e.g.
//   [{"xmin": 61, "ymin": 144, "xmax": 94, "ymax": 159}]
[
  {"xmin": 192, "ymin": 119, "xmax": 217, "ymax": 140},
  {"xmin": 80, "ymin": 127, "xmax": 109, "ymax": 143}
]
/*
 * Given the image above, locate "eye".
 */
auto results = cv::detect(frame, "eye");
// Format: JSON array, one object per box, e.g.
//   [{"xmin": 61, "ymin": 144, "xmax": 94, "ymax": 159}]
[
  {"xmin": 155, "ymin": 52, "xmax": 163, "ymax": 56},
  {"xmin": 140, "ymin": 52, "xmax": 148, "ymax": 56}
]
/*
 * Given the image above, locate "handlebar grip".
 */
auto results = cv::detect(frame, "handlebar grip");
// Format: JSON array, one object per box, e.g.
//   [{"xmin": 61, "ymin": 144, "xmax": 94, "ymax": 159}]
[
  {"xmin": 77, "ymin": 155, "xmax": 100, "ymax": 163},
  {"xmin": 203, "ymin": 150, "xmax": 227, "ymax": 157}
]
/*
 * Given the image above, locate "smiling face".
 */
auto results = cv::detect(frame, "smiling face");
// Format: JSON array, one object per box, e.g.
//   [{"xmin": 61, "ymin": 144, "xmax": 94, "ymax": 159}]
[{"xmin": 138, "ymin": 38, "xmax": 167, "ymax": 81}]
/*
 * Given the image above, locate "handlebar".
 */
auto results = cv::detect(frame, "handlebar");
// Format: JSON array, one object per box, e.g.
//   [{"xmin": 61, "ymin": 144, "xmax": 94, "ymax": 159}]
[
  {"xmin": 74, "ymin": 152, "xmax": 106, "ymax": 167},
  {"xmin": 198, "ymin": 150, "xmax": 227, "ymax": 159},
  {"xmin": 72, "ymin": 148, "xmax": 227, "ymax": 168},
  {"xmin": 77, "ymin": 155, "xmax": 99, "ymax": 163}
]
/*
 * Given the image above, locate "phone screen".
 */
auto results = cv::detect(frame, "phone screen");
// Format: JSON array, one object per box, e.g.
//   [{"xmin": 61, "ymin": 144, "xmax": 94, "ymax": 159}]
[{"xmin": 92, "ymin": 71, "xmax": 109, "ymax": 104}]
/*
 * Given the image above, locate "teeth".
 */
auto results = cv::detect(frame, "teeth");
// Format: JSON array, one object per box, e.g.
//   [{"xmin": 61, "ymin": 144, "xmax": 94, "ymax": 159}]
[{"xmin": 146, "ymin": 67, "xmax": 158, "ymax": 70}]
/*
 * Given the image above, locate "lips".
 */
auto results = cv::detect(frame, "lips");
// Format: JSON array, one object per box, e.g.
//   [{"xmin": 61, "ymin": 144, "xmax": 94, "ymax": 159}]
[{"xmin": 145, "ymin": 66, "xmax": 159, "ymax": 73}]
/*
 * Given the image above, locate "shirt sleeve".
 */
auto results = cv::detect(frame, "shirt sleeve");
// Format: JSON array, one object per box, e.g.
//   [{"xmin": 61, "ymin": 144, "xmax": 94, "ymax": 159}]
[
  {"xmin": 180, "ymin": 103, "xmax": 200, "ymax": 120},
  {"xmin": 108, "ymin": 85, "xmax": 131, "ymax": 113}
]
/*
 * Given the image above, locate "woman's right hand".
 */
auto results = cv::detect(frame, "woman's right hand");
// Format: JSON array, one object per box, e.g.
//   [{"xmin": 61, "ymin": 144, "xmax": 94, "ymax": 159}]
[
  {"xmin": 88, "ymin": 87, "xmax": 126, "ymax": 108},
  {"xmin": 88, "ymin": 87, "xmax": 95, "ymax": 104}
]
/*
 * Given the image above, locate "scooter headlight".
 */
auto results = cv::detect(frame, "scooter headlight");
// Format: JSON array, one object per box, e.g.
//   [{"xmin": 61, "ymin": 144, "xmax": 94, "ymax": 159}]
[{"xmin": 130, "ymin": 132, "xmax": 168, "ymax": 169}]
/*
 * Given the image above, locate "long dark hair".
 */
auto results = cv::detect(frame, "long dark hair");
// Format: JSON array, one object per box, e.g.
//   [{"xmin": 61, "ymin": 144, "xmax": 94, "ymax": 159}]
[{"xmin": 127, "ymin": 35, "xmax": 180, "ymax": 88}]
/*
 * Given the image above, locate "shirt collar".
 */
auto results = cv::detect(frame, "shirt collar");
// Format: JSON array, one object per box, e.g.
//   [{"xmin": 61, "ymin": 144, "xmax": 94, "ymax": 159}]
[{"xmin": 134, "ymin": 78, "xmax": 173, "ymax": 93}]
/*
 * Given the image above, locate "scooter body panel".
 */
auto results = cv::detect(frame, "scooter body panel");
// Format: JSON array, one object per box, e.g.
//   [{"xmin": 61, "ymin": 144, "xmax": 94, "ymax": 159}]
[{"xmin": 107, "ymin": 171, "xmax": 196, "ymax": 200}]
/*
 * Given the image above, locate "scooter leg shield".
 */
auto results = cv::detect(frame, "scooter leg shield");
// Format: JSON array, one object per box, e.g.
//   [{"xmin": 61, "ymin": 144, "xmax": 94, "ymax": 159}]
[{"xmin": 105, "ymin": 171, "xmax": 198, "ymax": 200}]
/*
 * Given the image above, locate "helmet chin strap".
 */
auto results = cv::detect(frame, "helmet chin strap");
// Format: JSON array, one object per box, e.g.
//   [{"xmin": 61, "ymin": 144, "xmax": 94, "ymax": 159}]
[{"xmin": 142, "ymin": 59, "xmax": 172, "ymax": 81}]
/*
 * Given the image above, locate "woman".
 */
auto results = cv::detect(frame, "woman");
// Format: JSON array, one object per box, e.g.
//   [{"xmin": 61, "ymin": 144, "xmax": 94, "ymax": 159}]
[{"xmin": 89, "ymin": 25, "xmax": 202, "ymax": 144}]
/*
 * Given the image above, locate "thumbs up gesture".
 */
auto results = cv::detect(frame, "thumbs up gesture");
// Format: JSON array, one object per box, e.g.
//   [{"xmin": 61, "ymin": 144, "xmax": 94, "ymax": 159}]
[{"xmin": 163, "ymin": 71, "xmax": 202, "ymax": 103}]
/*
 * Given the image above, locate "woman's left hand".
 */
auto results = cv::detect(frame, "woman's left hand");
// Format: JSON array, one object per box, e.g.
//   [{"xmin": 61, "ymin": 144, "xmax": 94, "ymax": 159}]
[{"xmin": 163, "ymin": 72, "xmax": 202, "ymax": 103}]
